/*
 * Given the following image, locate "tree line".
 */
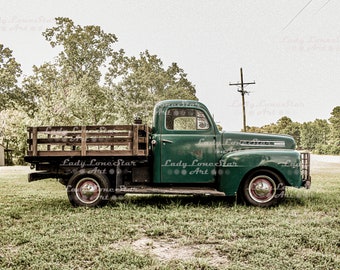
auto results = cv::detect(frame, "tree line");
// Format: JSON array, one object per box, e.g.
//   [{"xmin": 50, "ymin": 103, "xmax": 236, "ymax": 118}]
[
  {"xmin": 0, "ymin": 17, "xmax": 339, "ymax": 164},
  {"xmin": 247, "ymin": 110, "xmax": 340, "ymax": 155}
]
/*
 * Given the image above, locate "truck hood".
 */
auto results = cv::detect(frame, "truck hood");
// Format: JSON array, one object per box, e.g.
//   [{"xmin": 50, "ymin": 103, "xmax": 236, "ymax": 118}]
[{"xmin": 221, "ymin": 131, "xmax": 296, "ymax": 153}]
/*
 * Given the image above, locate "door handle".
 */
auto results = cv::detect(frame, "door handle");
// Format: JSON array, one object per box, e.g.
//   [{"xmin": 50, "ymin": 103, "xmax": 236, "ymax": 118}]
[{"xmin": 162, "ymin": 139, "xmax": 173, "ymax": 144}]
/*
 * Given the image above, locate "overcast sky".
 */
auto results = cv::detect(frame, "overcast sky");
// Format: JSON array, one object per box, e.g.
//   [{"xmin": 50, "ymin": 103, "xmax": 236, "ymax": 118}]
[{"xmin": 1, "ymin": 0, "xmax": 339, "ymax": 130}]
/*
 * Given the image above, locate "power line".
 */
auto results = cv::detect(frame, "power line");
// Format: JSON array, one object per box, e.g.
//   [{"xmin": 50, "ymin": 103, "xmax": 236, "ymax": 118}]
[
  {"xmin": 229, "ymin": 68, "xmax": 255, "ymax": 132},
  {"xmin": 314, "ymin": 0, "xmax": 331, "ymax": 14},
  {"xmin": 282, "ymin": 0, "xmax": 313, "ymax": 31}
]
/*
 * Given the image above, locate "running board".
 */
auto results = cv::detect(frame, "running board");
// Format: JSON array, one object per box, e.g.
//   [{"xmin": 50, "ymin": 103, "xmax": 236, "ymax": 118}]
[{"xmin": 116, "ymin": 186, "xmax": 226, "ymax": 196}]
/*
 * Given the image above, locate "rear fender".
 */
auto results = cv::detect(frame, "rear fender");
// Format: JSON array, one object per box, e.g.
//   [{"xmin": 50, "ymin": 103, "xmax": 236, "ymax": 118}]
[{"xmin": 217, "ymin": 149, "xmax": 302, "ymax": 196}]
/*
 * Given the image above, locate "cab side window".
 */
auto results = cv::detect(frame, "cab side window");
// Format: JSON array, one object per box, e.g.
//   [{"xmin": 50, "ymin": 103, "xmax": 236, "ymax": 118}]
[{"xmin": 166, "ymin": 108, "xmax": 210, "ymax": 131}]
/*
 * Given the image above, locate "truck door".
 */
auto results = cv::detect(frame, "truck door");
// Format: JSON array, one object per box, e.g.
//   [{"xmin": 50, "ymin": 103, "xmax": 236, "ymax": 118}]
[{"xmin": 160, "ymin": 107, "xmax": 217, "ymax": 183}]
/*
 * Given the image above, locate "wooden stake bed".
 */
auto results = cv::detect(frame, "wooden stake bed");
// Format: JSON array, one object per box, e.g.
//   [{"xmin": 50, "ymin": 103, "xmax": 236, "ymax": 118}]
[{"xmin": 26, "ymin": 125, "xmax": 150, "ymax": 157}]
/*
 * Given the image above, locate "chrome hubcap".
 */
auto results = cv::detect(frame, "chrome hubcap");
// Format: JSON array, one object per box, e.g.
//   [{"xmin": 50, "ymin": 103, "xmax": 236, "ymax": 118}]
[
  {"xmin": 75, "ymin": 178, "xmax": 101, "ymax": 204},
  {"xmin": 249, "ymin": 176, "xmax": 276, "ymax": 203}
]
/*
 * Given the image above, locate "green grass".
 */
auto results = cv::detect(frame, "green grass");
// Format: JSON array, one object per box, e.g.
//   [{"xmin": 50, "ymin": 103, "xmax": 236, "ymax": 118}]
[{"xmin": 0, "ymin": 163, "xmax": 339, "ymax": 270}]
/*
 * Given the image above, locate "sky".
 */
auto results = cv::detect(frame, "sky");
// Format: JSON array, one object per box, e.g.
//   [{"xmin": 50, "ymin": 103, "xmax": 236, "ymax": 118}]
[{"xmin": 1, "ymin": 0, "xmax": 339, "ymax": 131}]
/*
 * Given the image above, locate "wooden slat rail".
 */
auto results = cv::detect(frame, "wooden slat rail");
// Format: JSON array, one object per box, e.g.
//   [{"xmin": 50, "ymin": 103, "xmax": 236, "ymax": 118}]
[
  {"xmin": 81, "ymin": 126, "xmax": 86, "ymax": 156},
  {"xmin": 27, "ymin": 125, "xmax": 150, "ymax": 157}
]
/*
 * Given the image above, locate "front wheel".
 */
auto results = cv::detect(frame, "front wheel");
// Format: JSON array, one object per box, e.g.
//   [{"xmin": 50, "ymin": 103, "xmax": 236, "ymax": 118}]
[
  {"xmin": 240, "ymin": 169, "xmax": 285, "ymax": 207},
  {"xmin": 67, "ymin": 171, "xmax": 112, "ymax": 207}
]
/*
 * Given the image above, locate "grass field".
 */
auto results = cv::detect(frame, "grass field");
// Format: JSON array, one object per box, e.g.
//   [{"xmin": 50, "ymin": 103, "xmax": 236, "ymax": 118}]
[{"xmin": 0, "ymin": 156, "xmax": 339, "ymax": 270}]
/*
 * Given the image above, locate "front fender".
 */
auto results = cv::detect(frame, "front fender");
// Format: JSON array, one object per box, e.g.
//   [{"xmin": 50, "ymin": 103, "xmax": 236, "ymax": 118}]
[{"xmin": 217, "ymin": 149, "xmax": 302, "ymax": 196}]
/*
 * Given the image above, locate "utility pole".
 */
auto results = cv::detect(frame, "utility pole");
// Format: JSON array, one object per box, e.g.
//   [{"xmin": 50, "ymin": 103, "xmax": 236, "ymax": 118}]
[{"xmin": 229, "ymin": 68, "xmax": 255, "ymax": 132}]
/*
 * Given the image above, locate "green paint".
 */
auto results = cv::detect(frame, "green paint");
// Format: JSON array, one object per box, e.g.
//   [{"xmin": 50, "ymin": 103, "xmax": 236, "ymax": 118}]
[{"xmin": 151, "ymin": 100, "xmax": 307, "ymax": 193}]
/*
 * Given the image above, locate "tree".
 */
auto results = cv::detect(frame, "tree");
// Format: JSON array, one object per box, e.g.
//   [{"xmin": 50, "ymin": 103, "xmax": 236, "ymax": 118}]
[
  {"xmin": 248, "ymin": 116, "xmax": 301, "ymax": 148},
  {"xmin": 0, "ymin": 44, "xmax": 22, "ymax": 109},
  {"xmin": 106, "ymin": 50, "xmax": 197, "ymax": 124},
  {"xmin": 275, "ymin": 117, "xmax": 301, "ymax": 147},
  {"xmin": 0, "ymin": 109, "xmax": 29, "ymax": 164},
  {"xmin": 329, "ymin": 106, "xmax": 340, "ymax": 154},
  {"xmin": 43, "ymin": 17, "xmax": 117, "ymax": 81},
  {"xmin": 23, "ymin": 63, "xmax": 117, "ymax": 126},
  {"xmin": 0, "ymin": 44, "xmax": 26, "ymax": 164},
  {"xmin": 22, "ymin": 17, "xmax": 119, "ymax": 125},
  {"xmin": 300, "ymin": 119, "xmax": 330, "ymax": 152}
]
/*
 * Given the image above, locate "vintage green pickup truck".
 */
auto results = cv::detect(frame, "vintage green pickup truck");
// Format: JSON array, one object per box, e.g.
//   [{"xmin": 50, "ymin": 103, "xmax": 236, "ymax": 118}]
[{"xmin": 25, "ymin": 100, "xmax": 311, "ymax": 207}]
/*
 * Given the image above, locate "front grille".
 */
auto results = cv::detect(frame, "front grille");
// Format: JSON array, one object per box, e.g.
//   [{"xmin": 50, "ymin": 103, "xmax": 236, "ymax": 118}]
[{"xmin": 300, "ymin": 151, "xmax": 311, "ymax": 189}]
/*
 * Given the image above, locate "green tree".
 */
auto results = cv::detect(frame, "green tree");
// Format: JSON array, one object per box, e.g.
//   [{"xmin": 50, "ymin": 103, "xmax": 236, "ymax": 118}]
[
  {"xmin": 23, "ymin": 63, "xmax": 116, "ymax": 125},
  {"xmin": 0, "ymin": 109, "xmax": 29, "ymax": 164},
  {"xmin": 275, "ymin": 117, "xmax": 301, "ymax": 147},
  {"xmin": 300, "ymin": 119, "xmax": 330, "ymax": 152},
  {"xmin": 106, "ymin": 50, "xmax": 197, "ymax": 124},
  {"xmin": 329, "ymin": 106, "xmax": 340, "ymax": 154},
  {"xmin": 0, "ymin": 44, "xmax": 26, "ymax": 164},
  {"xmin": 43, "ymin": 17, "xmax": 117, "ymax": 81},
  {"xmin": 0, "ymin": 44, "xmax": 22, "ymax": 109},
  {"xmin": 248, "ymin": 116, "xmax": 301, "ymax": 148},
  {"xmin": 23, "ymin": 17, "xmax": 119, "ymax": 125},
  {"xmin": 247, "ymin": 123, "xmax": 278, "ymax": 134}
]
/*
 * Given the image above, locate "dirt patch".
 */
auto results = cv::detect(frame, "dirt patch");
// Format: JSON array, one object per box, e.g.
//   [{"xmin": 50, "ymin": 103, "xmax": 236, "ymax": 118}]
[
  {"xmin": 111, "ymin": 237, "xmax": 228, "ymax": 266},
  {"xmin": 132, "ymin": 237, "xmax": 228, "ymax": 266},
  {"xmin": 132, "ymin": 237, "xmax": 195, "ymax": 261}
]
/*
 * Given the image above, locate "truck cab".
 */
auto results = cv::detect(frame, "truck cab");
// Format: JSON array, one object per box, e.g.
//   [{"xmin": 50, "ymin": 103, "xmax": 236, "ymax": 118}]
[
  {"xmin": 25, "ymin": 100, "xmax": 311, "ymax": 207},
  {"xmin": 152, "ymin": 100, "xmax": 219, "ymax": 184},
  {"xmin": 150, "ymin": 100, "xmax": 310, "ymax": 205}
]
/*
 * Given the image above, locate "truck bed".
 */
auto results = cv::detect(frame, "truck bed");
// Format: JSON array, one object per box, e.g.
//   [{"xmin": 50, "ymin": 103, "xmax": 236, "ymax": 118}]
[{"xmin": 26, "ymin": 124, "xmax": 150, "ymax": 158}]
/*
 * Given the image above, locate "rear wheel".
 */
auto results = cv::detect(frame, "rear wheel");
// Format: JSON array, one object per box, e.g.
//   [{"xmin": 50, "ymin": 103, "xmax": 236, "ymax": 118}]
[
  {"xmin": 67, "ymin": 171, "xmax": 111, "ymax": 207},
  {"xmin": 240, "ymin": 169, "xmax": 285, "ymax": 207}
]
